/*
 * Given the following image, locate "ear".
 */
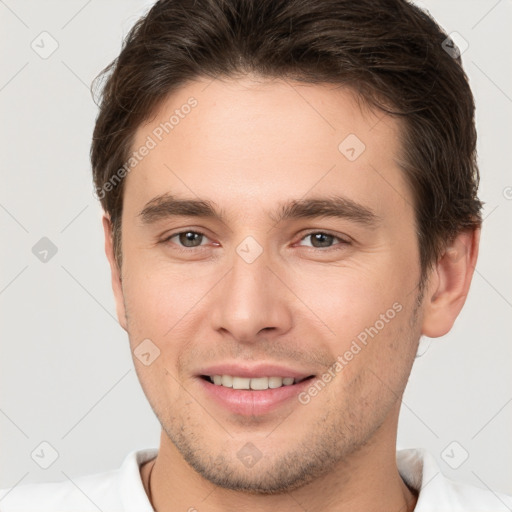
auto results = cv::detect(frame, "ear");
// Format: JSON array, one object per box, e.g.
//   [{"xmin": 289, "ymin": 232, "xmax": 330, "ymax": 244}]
[
  {"xmin": 421, "ymin": 228, "xmax": 480, "ymax": 338},
  {"xmin": 102, "ymin": 214, "xmax": 128, "ymax": 331}
]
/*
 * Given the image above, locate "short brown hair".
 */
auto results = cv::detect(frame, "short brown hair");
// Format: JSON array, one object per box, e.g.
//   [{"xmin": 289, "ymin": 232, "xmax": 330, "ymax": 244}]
[{"xmin": 91, "ymin": 0, "xmax": 482, "ymax": 279}]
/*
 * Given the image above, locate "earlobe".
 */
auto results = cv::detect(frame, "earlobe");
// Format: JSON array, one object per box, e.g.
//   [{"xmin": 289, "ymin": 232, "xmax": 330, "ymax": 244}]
[
  {"xmin": 421, "ymin": 228, "xmax": 480, "ymax": 338},
  {"xmin": 102, "ymin": 214, "xmax": 128, "ymax": 331}
]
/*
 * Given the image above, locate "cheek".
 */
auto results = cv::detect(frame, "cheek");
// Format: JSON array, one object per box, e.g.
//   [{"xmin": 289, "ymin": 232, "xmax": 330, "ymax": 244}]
[
  {"xmin": 289, "ymin": 256, "xmax": 412, "ymax": 340},
  {"xmin": 121, "ymin": 255, "xmax": 212, "ymax": 336},
  {"xmin": 122, "ymin": 265, "xmax": 195, "ymax": 408}
]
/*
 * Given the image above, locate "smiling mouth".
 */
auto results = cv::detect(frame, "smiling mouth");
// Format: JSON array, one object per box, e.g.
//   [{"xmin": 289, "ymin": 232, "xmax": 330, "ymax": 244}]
[{"xmin": 200, "ymin": 375, "xmax": 315, "ymax": 390}]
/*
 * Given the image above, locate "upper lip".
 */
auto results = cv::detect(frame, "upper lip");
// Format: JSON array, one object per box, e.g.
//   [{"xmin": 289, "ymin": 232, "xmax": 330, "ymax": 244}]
[{"xmin": 197, "ymin": 363, "xmax": 316, "ymax": 380}]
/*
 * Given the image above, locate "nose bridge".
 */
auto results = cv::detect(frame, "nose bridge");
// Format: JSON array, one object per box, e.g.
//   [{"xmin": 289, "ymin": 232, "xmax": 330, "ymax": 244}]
[{"xmin": 211, "ymin": 242, "xmax": 292, "ymax": 340}]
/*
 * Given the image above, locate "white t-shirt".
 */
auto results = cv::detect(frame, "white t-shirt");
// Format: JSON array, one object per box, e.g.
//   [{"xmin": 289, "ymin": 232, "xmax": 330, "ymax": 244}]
[{"xmin": 1, "ymin": 447, "xmax": 511, "ymax": 511}]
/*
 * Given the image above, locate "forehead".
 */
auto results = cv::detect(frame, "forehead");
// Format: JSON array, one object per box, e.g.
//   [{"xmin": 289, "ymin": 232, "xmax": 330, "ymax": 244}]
[{"xmin": 126, "ymin": 76, "xmax": 411, "ymax": 222}]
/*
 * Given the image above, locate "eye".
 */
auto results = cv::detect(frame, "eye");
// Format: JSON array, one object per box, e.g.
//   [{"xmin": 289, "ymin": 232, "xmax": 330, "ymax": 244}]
[
  {"xmin": 165, "ymin": 231, "xmax": 209, "ymax": 248},
  {"xmin": 298, "ymin": 232, "xmax": 348, "ymax": 249}
]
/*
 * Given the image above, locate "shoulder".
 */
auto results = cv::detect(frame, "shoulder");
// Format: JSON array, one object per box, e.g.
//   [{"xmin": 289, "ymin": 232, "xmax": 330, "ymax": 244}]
[
  {"xmin": 0, "ymin": 469, "xmax": 119, "ymax": 511},
  {"xmin": 397, "ymin": 448, "xmax": 512, "ymax": 511},
  {"xmin": 0, "ymin": 448, "xmax": 158, "ymax": 512}
]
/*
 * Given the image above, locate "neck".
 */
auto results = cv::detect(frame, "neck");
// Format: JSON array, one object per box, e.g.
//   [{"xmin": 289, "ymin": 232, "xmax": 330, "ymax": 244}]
[{"xmin": 141, "ymin": 432, "xmax": 417, "ymax": 512}]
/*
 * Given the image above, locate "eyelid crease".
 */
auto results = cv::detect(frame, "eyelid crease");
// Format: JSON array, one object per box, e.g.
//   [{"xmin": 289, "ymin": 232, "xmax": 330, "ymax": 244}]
[
  {"xmin": 160, "ymin": 229, "xmax": 351, "ymax": 251},
  {"xmin": 298, "ymin": 228, "xmax": 351, "ymax": 241}
]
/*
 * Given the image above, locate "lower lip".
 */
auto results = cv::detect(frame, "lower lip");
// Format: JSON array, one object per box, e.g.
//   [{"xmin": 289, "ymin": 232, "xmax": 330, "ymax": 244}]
[{"xmin": 197, "ymin": 377, "xmax": 314, "ymax": 416}]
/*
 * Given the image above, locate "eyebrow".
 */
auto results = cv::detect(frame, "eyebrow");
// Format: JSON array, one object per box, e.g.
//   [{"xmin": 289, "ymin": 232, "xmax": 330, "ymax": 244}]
[
  {"xmin": 270, "ymin": 196, "xmax": 379, "ymax": 227},
  {"xmin": 139, "ymin": 193, "xmax": 380, "ymax": 228}
]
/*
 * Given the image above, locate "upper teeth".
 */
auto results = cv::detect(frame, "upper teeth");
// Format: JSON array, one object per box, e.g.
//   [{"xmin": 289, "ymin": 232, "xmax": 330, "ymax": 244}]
[{"xmin": 210, "ymin": 375, "xmax": 297, "ymax": 390}]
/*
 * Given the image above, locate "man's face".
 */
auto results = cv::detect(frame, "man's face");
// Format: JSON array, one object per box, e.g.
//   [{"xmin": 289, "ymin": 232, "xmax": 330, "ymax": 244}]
[{"xmin": 112, "ymin": 77, "xmax": 425, "ymax": 492}]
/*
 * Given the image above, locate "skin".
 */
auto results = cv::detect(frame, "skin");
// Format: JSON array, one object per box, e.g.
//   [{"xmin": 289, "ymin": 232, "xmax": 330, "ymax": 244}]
[{"xmin": 103, "ymin": 76, "xmax": 479, "ymax": 512}]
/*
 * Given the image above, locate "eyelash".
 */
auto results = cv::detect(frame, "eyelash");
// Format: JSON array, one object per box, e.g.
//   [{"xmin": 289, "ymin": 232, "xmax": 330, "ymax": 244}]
[{"xmin": 161, "ymin": 230, "xmax": 351, "ymax": 253}]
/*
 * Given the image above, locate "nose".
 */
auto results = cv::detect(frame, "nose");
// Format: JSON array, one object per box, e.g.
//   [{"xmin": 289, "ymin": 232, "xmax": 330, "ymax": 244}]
[{"xmin": 210, "ymin": 247, "xmax": 293, "ymax": 344}]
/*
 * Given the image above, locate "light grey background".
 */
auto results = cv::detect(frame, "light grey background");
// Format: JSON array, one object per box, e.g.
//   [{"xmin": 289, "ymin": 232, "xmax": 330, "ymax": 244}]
[{"xmin": 1, "ymin": 0, "xmax": 511, "ymax": 499}]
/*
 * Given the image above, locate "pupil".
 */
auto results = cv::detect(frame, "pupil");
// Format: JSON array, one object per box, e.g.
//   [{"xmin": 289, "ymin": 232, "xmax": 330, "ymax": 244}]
[
  {"xmin": 312, "ymin": 233, "xmax": 333, "ymax": 247},
  {"xmin": 180, "ymin": 232, "xmax": 202, "ymax": 247}
]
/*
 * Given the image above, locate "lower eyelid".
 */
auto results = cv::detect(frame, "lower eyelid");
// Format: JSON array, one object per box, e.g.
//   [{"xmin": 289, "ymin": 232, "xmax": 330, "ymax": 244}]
[
  {"xmin": 298, "ymin": 233, "xmax": 349, "ymax": 246},
  {"xmin": 163, "ymin": 231, "xmax": 210, "ymax": 246},
  {"xmin": 161, "ymin": 231, "xmax": 349, "ymax": 250}
]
